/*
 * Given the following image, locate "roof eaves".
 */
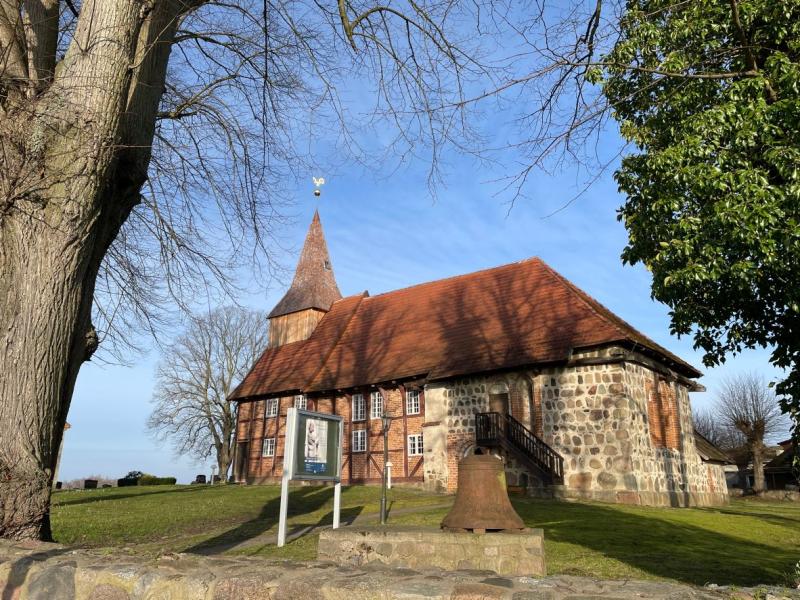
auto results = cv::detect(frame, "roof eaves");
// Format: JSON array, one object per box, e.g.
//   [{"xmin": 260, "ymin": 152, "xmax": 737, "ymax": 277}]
[
  {"xmin": 538, "ymin": 261, "xmax": 701, "ymax": 379},
  {"xmin": 227, "ymin": 339, "xmax": 309, "ymax": 402}
]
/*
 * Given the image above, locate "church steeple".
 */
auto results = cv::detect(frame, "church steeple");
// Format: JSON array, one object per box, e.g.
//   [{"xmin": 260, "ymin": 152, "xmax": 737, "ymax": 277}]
[{"xmin": 267, "ymin": 210, "xmax": 342, "ymax": 347}]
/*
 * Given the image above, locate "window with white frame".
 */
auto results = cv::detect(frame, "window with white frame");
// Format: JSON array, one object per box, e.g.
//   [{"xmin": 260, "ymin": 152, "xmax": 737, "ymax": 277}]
[
  {"xmin": 265, "ymin": 398, "xmax": 279, "ymax": 418},
  {"xmin": 408, "ymin": 434, "xmax": 423, "ymax": 456},
  {"xmin": 352, "ymin": 429, "xmax": 367, "ymax": 452},
  {"xmin": 294, "ymin": 394, "xmax": 307, "ymax": 410},
  {"xmin": 370, "ymin": 390, "xmax": 384, "ymax": 419},
  {"xmin": 262, "ymin": 438, "xmax": 276, "ymax": 457},
  {"xmin": 352, "ymin": 393, "xmax": 366, "ymax": 421},
  {"xmin": 405, "ymin": 390, "xmax": 421, "ymax": 415}
]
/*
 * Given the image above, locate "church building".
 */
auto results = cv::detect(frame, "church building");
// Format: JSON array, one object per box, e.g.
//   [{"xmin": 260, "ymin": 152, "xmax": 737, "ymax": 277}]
[{"xmin": 229, "ymin": 211, "xmax": 729, "ymax": 507}]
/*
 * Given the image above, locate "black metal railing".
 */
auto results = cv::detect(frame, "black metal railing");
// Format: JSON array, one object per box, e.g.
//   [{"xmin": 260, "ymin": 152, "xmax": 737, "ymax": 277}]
[{"xmin": 475, "ymin": 412, "xmax": 564, "ymax": 483}]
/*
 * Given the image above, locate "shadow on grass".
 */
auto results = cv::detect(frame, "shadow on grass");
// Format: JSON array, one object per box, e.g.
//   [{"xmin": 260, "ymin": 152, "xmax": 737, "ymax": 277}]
[
  {"xmin": 280, "ymin": 505, "xmax": 365, "ymax": 544},
  {"xmin": 183, "ymin": 486, "xmax": 363, "ymax": 555},
  {"xmin": 53, "ymin": 485, "xmax": 209, "ymax": 507},
  {"xmin": 695, "ymin": 505, "xmax": 800, "ymax": 528},
  {"xmin": 512, "ymin": 498, "xmax": 796, "ymax": 586}
]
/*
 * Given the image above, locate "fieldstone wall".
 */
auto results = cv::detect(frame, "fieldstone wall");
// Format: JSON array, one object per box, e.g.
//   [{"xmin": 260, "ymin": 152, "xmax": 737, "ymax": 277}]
[
  {"xmin": 537, "ymin": 352, "xmax": 632, "ymax": 499},
  {"xmin": 422, "ymin": 374, "xmax": 539, "ymax": 493},
  {"xmin": 5, "ymin": 541, "xmax": 790, "ymax": 600},
  {"xmin": 317, "ymin": 527, "xmax": 545, "ymax": 576},
  {"xmin": 421, "ymin": 347, "xmax": 728, "ymax": 507},
  {"xmin": 620, "ymin": 360, "xmax": 728, "ymax": 506}
]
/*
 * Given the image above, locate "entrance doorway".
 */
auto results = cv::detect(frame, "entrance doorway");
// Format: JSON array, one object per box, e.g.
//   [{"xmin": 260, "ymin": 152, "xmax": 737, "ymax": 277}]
[{"xmin": 489, "ymin": 392, "xmax": 509, "ymax": 415}]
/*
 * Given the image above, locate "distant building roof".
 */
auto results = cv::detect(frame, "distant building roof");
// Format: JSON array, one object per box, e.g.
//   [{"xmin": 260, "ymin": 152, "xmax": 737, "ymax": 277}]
[
  {"xmin": 268, "ymin": 210, "xmax": 342, "ymax": 319},
  {"xmin": 693, "ymin": 430, "xmax": 733, "ymax": 464},
  {"xmin": 766, "ymin": 442, "xmax": 798, "ymax": 472},
  {"xmin": 231, "ymin": 257, "xmax": 701, "ymax": 400}
]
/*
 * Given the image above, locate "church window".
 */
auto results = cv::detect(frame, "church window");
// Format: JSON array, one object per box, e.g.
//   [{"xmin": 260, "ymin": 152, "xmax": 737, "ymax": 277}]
[
  {"xmin": 405, "ymin": 390, "xmax": 420, "ymax": 415},
  {"xmin": 352, "ymin": 429, "xmax": 367, "ymax": 452},
  {"xmin": 370, "ymin": 391, "xmax": 384, "ymax": 419},
  {"xmin": 408, "ymin": 434, "xmax": 423, "ymax": 456},
  {"xmin": 294, "ymin": 394, "xmax": 307, "ymax": 410},
  {"xmin": 262, "ymin": 438, "xmax": 276, "ymax": 457},
  {"xmin": 352, "ymin": 394, "xmax": 366, "ymax": 421},
  {"xmin": 265, "ymin": 399, "xmax": 279, "ymax": 418}
]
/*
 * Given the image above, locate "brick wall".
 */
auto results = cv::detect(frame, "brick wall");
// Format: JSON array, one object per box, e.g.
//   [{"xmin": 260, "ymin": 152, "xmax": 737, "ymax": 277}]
[
  {"xmin": 235, "ymin": 386, "xmax": 426, "ymax": 485},
  {"xmin": 646, "ymin": 377, "xmax": 681, "ymax": 449}
]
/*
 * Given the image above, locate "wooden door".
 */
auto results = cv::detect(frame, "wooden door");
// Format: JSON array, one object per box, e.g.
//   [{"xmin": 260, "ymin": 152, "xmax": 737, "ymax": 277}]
[{"xmin": 489, "ymin": 392, "xmax": 509, "ymax": 415}]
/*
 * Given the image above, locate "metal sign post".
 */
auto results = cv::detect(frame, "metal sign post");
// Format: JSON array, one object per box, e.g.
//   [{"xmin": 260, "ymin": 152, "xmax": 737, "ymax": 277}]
[{"xmin": 278, "ymin": 407, "xmax": 343, "ymax": 547}]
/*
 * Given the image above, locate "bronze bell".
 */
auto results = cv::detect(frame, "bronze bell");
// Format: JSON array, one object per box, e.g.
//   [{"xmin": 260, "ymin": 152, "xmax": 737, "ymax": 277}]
[{"xmin": 441, "ymin": 453, "xmax": 526, "ymax": 533}]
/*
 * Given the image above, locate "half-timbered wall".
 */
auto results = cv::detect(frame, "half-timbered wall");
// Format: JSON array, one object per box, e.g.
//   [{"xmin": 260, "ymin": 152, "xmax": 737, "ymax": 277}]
[{"xmin": 234, "ymin": 386, "xmax": 426, "ymax": 485}]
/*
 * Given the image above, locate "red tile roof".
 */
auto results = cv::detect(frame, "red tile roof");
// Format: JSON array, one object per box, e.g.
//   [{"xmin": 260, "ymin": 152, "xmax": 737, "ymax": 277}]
[
  {"xmin": 230, "ymin": 294, "xmax": 364, "ymax": 399},
  {"xmin": 229, "ymin": 257, "xmax": 700, "ymax": 400}
]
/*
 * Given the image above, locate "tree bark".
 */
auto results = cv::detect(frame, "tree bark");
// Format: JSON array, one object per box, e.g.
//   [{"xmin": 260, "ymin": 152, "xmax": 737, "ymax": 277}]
[
  {"xmin": 217, "ymin": 445, "xmax": 231, "ymax": 482},
  {"xmin": 0, "ymin": 0, "xmax": 184, "ymax": 540},
  {"xmin": 751, "ymin": 443, "xmax": 766, "ymax": 493},
  {"xmin": 211, "ymin": 409, "xmax": 234, "ymax": 481},
  {"xmin": 0, "ymin": 213, "xmax": 104, "ymax": 539}
]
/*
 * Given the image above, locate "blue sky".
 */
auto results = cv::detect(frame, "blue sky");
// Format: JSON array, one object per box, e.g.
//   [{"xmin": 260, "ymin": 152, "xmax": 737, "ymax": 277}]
[
  {"xmin": 59, "ymin": 145, "xmax": 785, "ymax": 484},
  {"xmin": 56, "ymin": 1, "xmax": 789, "ymax": 483}
]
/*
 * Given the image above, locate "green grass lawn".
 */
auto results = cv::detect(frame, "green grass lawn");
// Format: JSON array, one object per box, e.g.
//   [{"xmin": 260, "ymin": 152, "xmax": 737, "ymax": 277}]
[
  {"xmin": 51, "ymin": 485, "xmax": 800, "ymax": 587},
  {"xmin": 51, "ymin": 484, "xmax": 443, "ymax": 556}
]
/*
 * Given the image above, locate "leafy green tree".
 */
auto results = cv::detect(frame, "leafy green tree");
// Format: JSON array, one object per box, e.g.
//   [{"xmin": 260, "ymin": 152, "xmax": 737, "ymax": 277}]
[{"xmin": 603, "ymin": 1, "xmax": 800, "ymax": 438}]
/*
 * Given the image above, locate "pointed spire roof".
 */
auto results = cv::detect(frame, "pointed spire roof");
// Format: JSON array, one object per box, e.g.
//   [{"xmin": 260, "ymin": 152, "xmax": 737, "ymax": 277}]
[{"xmin": 269, "ymin": 210, "xmax": 342, "ymax": 319}]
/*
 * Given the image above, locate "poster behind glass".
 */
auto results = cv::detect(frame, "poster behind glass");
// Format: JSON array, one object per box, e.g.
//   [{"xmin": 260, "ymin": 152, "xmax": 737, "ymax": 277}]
[{"xmin": 293, "ymin": 411, "xmax": 341, "ymax": 480}]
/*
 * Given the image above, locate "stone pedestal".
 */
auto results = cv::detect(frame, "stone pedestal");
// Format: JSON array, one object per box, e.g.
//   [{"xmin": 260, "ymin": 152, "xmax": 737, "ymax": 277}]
[{"xmin": 317, "ymin": 526, "xmax": 546, "ymax": 577}]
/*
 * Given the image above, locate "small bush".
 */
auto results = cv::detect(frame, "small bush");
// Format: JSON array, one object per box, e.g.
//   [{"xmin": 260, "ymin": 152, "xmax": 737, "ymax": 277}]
[
  {"xmin": 138, "ymin": 475, "xmax": 176, "ymax": 486},
  {"xmin": 117, "ymin": 470, "xmax": 144, "ymax": 487}
]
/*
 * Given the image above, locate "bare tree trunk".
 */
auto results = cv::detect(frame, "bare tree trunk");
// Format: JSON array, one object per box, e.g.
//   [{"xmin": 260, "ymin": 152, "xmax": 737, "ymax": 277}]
[
  {"xmin": 210, "ymin": 406, "xmax": 234, "ymax": 482},
  {"xmin": 217, "ymin": 409, "xmax": 235, "ymax": 481},
  {"xmin": 0, "ymin": 218, "xmax": 102, "ymax": 538},
  {"xmin": 751, "ymin": 443, "xmax": 766, "ymax": 493},
  {"xmin": 218, "ymin": 445, "xmax": 232, "ymax": 482},
  {"xmin": 0, "ymin": 0, "xmax": 182, "ymax": 540}
]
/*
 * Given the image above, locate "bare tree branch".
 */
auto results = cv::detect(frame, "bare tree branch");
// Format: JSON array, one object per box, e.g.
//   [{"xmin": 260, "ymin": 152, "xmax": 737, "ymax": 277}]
[
  {"xmin": 148, "ymin": 306, "xmax": 269, "ymax": 478},
  {"xmin": 713, "ymin": 373, "xmax": 789, "ymax": 492}
]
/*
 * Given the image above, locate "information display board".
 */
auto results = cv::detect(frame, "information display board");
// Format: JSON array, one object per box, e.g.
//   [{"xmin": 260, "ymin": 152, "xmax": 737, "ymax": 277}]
[
  {"xmin": 287, "ymin": 409, "xmax": 343, "ymax": 481},
  {"xmin": 278, "ymin": 408, "xmax": 343, "ymax": 546}
]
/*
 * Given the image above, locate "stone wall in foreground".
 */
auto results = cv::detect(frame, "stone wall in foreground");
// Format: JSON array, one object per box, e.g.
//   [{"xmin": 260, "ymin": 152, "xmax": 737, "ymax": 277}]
[
  {"xmin": 317, "ymin": 526, "xmax": 545, "ymax": 576},
  {"xmin": 1, "ymin": 541, "xmax": 792, "ymax": 600}
]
